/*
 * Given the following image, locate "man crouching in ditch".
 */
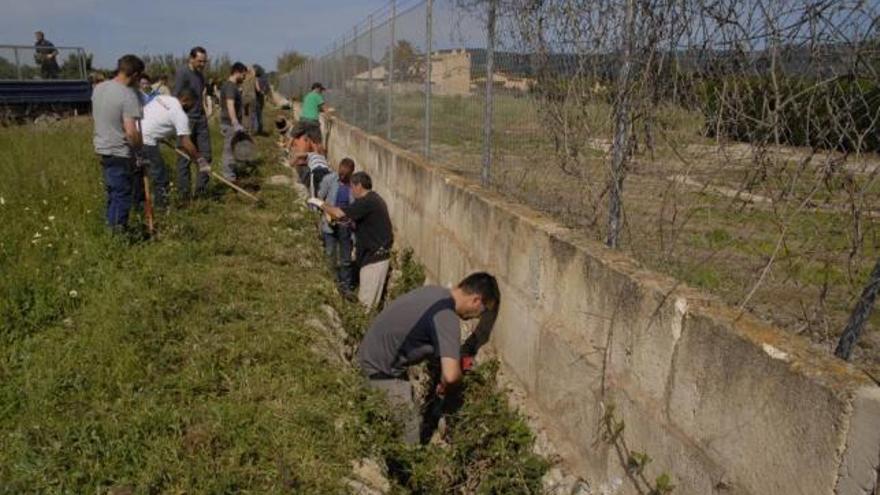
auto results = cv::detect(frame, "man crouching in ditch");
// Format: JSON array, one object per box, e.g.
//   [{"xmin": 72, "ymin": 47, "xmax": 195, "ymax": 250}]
[{"xmin": 356, "ymin": 272, "xmax": 500, "ymax": 444}]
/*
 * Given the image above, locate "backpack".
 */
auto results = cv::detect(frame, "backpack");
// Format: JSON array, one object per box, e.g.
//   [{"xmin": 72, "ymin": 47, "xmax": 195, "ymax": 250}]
[{"xmin": 305, "ymin": 166, "xmax": 332, "ymax": 198}]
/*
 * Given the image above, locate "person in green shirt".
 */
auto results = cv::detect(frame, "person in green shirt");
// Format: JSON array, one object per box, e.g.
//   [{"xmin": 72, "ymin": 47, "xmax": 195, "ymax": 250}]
[{"xmin": 299, "ymin": 82, "xmax": 327, "ymax": 141}]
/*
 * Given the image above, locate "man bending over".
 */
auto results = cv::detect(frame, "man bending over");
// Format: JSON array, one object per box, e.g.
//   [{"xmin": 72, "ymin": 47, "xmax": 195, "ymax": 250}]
[
  {"xmin": 357, "ymin": 272, "xmax": 500, "ymax": 444},
  {"xmin": 137, "ymin": 87, "xmax": 208, "ymax": 209}
]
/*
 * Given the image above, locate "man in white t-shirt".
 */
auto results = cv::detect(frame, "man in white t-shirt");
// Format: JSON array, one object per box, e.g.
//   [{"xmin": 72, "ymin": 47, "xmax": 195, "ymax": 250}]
[{"xmin": 136, "ymin": 87, "xmax": 209, "ymax": 209}]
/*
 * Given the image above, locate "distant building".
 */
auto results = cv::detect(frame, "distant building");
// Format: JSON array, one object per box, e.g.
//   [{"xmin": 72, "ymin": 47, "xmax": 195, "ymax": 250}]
[{"xmin": 430, "ymin": 49, "xmax": 471, "ymax": 95}]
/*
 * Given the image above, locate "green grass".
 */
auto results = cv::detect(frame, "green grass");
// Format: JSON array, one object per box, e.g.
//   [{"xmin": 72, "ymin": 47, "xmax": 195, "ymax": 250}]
[
  {"xmin": 0, "ymin": 117, "xmax": 548, "ymax": 492},
  {"xmin": 0, "ymin": 119, "xmax": 396, "ymax": 492}
]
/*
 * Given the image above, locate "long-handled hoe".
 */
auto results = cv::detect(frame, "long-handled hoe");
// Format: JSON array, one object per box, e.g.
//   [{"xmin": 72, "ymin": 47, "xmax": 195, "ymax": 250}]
[
  {"xmin": 161, "ymin": 140, "xmax": 263, "ymax": 205},
  {"xmin": 136, "ymin": 121, "xmax": 155, "ymax": 237}
]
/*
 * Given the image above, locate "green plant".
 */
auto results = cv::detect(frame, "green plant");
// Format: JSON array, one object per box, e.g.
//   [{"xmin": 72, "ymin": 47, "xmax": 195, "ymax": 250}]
[
  {"xmin": 387, "ymin": 360, "xmax": 549, "ymax": 494},
  {"xmin": 600, "ymin": 403, "xmax": 626, "ymax": 443},
  {"xmin": 627, "ymin": 451, "xmax": 652, "ymax": 476},
  {"xmin": 0, "ymin": 117, "xmax": 399, "ymax": 492},
  {"xmin": 698, "ymin": 75, "xmax": 880, "ymax": 152},
  {"xmin": 651, "ymin": 473, "xmax": 676, "ymax": 495}
]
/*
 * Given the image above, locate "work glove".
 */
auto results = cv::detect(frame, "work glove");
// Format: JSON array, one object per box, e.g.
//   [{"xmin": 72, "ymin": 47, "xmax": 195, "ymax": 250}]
[
  {"xmin": 134, "ymin": 155, "xmax": 146, "ymax": 172},
  {"xmin": 233, "ymin": 123, "xmax": 245, "ymax": 134},
  {"xmin": 461, "ymin": 355, "xmax": 475, "ymax": 373},
  {"xmin": 306, "ymin": 198, "xmax": 325, "ymax": 209},
  {"xmin": 196, "ymin": 157, "xmax": 211, "ymax": 174}
]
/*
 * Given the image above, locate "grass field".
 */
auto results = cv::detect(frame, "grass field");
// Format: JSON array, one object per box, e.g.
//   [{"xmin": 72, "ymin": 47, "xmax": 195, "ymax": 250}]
[
  {"xmin": 0, "ymin": 116, "xmax": 546, "ymax": 493},
  {"xmin": 332, "ymin": 89, "xmax": 880, "ymax": 370}
]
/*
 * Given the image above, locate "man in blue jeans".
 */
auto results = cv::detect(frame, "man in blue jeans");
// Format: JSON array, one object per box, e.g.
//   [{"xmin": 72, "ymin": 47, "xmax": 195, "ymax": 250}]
[
  {"xmin": 91, "ymin": 54, "xmax": 145, "ymax": 232},
  {"xmin": 318, "ymin": 158, "xmax": 357, "ymax": 293}
]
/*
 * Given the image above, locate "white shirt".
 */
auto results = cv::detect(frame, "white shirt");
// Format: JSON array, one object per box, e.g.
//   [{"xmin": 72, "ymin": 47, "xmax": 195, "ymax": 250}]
[{"xmin": 140, "ymin": 95, "xmax": 191, "ymax": 146}]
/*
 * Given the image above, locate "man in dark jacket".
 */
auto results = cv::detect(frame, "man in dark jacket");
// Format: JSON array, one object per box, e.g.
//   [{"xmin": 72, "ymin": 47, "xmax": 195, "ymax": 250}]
[
  {"xmin": 34, "ymin": 31, "xmax": 59, "ymax": 79},
  {"xmin": 173, "ymin": 46, "xmax": 212, "ymax": 201}
]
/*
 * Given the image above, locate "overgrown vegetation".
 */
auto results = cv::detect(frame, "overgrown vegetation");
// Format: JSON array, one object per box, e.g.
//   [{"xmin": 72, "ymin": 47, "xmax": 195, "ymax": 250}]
[
  {"xmin": 0, "ymin": 116, "xmax": 548, "ymax": 493},
  {"xmin": 0, "ymin": 120, "xmax": 397, "ymax": 492},
  {"xmin": 332, "ymin": 247, "xmax": 549, "ymax": 493},
  {"xmin": 699, "ymin": 76, "xmax": 880, "ymax": 152},
  {"xmin": 388, "ymin": 360, "xmax": 549, "ymax": 494}
]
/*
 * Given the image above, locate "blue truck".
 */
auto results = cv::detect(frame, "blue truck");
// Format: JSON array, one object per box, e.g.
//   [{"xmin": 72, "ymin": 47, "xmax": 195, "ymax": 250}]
[{"xmin": 0, "ymin": 44, "xmax": 92, "ymax": 122}]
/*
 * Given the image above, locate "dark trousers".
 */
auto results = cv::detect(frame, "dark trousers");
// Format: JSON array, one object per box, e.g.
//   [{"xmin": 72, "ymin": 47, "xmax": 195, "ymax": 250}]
[
  {"xmin": 253, "ymin": 94, "xmax": 265, "ymax": 134},
  {"xmin": 323, "ymin": 224, "xmax": 355, "ymax": 290},
  {"xmin": 133, "ymin": 145, "xmax": 170, "ymax": 210},
  {"xmin": 40, "ymin": 61, "xmax": 59, "ymax": 79},
  {"xmin": 101, "ymin": 155, "xmax": 135, "ymax": 229},
  {"xmin": 176, "ymin": 116, "xmax": 211, "ymax": 201},
  {"xmin": 298, "ymin": 118, "xmax": 322, "ymax": 142}
]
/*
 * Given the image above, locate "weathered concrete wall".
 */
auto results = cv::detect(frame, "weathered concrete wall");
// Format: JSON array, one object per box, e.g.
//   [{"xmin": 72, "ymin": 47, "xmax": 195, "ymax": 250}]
[{"xmin": 322, "ymin": 114, "xmax": 880, "ymax": 495}]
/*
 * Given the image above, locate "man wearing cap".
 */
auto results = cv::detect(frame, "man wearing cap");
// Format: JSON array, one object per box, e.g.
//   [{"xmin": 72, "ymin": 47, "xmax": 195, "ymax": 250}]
[{"xmin": 299, "ymin": 82, "xmax": 327, "ymax": 140}]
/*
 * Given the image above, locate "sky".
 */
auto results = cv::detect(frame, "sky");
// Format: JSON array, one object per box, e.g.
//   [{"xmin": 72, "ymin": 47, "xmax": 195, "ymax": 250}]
[{"xmin": 1, "ymin": 0, "xmax": 391, "ymax": 71}]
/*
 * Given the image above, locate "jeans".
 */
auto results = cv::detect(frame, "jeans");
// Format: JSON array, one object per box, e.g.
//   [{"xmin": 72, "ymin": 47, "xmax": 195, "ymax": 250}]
[
  {"xmin": 133, "ymin": 145, "xmax": 170, "ymax": 210},
  {"xmin": 101, "ymin": 155, "xmax": 135, "ymax": 229},
  {"xmin": 323, "ymin": 224, "xmax": 355, "ymax": 290},
  {"xmin": 176, "ymin": 115, "xmax": 211, "ymax": 201}
]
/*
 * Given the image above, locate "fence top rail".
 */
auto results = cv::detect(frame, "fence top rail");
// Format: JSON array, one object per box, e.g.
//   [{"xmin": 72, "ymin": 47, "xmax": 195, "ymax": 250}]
[{"xmin": 0, "ymin": 44, "xmax": 86, "ymax": 51}]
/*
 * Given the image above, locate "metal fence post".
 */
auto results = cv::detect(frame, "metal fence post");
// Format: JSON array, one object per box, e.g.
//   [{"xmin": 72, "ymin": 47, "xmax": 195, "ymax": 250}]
[
  {"xmin": 368, "ymin": 15, "xmax": 374, "ymax": 133},
  {"xmin": 332, "ymin": 41, "xmax": 337, "ymax": 93},
  {"xmin": 13, "ymin": 47, "xmax": 21, "ymax": 80},
  {"xmin": 388, "ymin": 0, "xmax": 396, "ymax": 140},
  {"xmin": 425, "ymin": 0, "xmax": 433, "ymax": 160},
  {"xmin": 337, "ymin": 40, "xmax": 343, "ymax": 98},
  {"xmin": 353, "ymin": 24, "xmax": 359, "ymax": 126},
  {"xmin": 341, "ymin": 35, "xmax": 347, "ymax": 115},
  {"xmin": 482, "ymin": 0, "xmax": 497, "ymax": 187},
  {"xmin": 78, "ymin": 48, "xmax": 86, "ymax": 80}
]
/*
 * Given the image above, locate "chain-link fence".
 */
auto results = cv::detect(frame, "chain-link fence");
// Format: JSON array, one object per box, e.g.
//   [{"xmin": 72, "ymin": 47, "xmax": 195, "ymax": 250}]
[{"xmin": 280, "ymin": 0, "xmax": 880, "ymax": 369}]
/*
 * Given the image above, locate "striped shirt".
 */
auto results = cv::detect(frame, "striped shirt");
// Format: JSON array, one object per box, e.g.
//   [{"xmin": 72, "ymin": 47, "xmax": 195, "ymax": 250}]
[{"xmin": 307, "ymin": 152, "xmax": 328, "ymax": 171}]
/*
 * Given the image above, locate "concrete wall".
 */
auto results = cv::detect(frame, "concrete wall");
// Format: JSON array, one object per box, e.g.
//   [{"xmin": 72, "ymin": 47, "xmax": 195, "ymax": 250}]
[{"xmin": 322, "ymin": 114, "xmax": 880, "ymax": 495}]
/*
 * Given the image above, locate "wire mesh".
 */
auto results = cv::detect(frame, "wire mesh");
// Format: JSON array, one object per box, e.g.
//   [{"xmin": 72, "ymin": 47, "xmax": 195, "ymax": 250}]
[{"xmin": 278, "ymin": 0, "xmax": 880, "ymax": 367}]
